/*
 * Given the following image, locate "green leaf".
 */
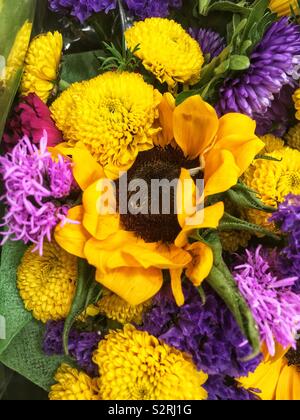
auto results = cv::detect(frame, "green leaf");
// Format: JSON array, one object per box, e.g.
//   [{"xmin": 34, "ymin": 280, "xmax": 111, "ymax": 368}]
[
  {"xmin": 198, "ymin": 0, "xmax": 213, "ymax": 15},
  {"xmin": 229, "ymin": 54, "xmax": 250, "ymax": 70},
  {"xmin": 200, "ymin": 231, "xmax": 261, "ymax": 358},
  {"xmin": 0, "ymin": 0, "xmax": 36, "ymax": 140},
  {"xmin": 225, "ymin": 181, "xmax": 276, "ymax": 213},
  {"xmin": 63, "ymin": 259, "xmax": 102, "ymax": 355},
  {"xmin": 60, "ymin": 50, "xmax": 103, "ymax": 85},
  {"xmin": 0, "ymin": 241, "xmax": 30, "ymax": 355},
  {"xmin": 207, "ymin": 1, "xmax": 251, "ymax": 15},
  {"xmin": 219, "ymin": 212, "xmax": 281, "ymax": 240}
]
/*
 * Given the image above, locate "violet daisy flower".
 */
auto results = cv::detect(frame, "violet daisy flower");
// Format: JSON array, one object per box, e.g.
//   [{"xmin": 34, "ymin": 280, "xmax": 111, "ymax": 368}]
[
  {"xmin": 141, "ymin": 283, "xmax": 262, "ymax": 377},
  {"xmin": 233, "ymin": 246, "xmax": 300, "ymax": 356},
  {"xmin": 189, "ymin": 28, "xmax": 226, "ymax": 61},
  {"xmin": 204, "ymin": 376, "xmax": 259, "ymax": 401},
  {"xmin": 0, "ymin": 133, "xmax": 75, "ymax": 254},
  {"xmin": 270, "ymin": 194, "xmax": 300, "ymax": 293},
  {"xmin": 48, "ymin": 0, "xmax": 117, "ymax": 23},
  {"xmin": 43, "ymin": 321, "xmax": 101, "ymax": 377},
  {"xmin": 124, "ymin": 0, "xmax": 182, "ymax": 19},
  {"xmin": 217, "ymin": 18, "xmax": 300, "ymax": 136}
]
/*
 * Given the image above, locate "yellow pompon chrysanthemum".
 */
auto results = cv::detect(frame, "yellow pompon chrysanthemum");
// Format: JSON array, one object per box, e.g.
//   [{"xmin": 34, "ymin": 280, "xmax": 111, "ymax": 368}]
[
  {"xmin": 269, "ymin": 0, "xmax": 298, "ymax": 16},
  {"xmin": 51, "ymin": 72, "xmax": 161, "ymax": 179},
  {"xmin": 17, "ymin": 242, "xmax": 77, "ymax": 323},
  {"xmin": 285, "ymin": 123, "xmax": 300, "ymax": 150},
  {"xmin": 293, "ymin": 88, "xmax": 300, "ymax": 121},
  {"xmin": 243, "ymin": 147, "xmax": 300, "ymax": 226},
  {"xmin": 125, "ymin": 18, "xmax": 204, "ymax": 90},
  {"xmin": 49, "ymin": 364, "xmax": 100, "ymax": 400},
  {"xmin": 260, "ymin": 134, "xmax": 284, "ymax": 154},
  {"xmin": 96, "ymin": 289, "xmax": 152, "ymax": 324},
  {"xmin": 93, "ymin": 325, "xmax": 208, "ymax": 400},
  {"xmin": 21, "ymin": 31, "xmax": 63, "ymax": 103},
  {"xmin": 5, "ymin": 21, "xmax": 32, "ymax": 83},
  {"xmin": 220, "ymin": 230, "xmax": 252, "ymax": 253}
]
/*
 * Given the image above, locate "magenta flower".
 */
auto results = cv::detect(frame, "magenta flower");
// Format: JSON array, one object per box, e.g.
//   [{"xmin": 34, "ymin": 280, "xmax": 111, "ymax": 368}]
[
  {"xmin": 233, "ymin": 246, "xmax": 300, "ymax": 356},
  {"xmin": 3, "ymin": 93, "xmax": 62, "ymax": 152},
  {"xmin": 0, "ymin": 132, "xmax": 76, "ymax": 255}
]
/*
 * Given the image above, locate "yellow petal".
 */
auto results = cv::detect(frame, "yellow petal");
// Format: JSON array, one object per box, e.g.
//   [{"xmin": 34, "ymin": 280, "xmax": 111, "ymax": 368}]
[
  {"xmin": 177, "ymin": 168, "xmax": 203, "ymax": 229},
  {"xmin": 155, "ymin": 93, "xmax": 175, "ymax": 147},
  {"xmin": 275, "ymin": 362, "xmax": 300, "ymax": 401},
  {"xmin": 239, "ymin": 358, "xmax": 283, "ymax": 401},
  {"xmin": 95, "ymin": 267, "xmax": 163, "ymax": 305},
  {"xmin": 72, "ymin": 144, "xmax": 104, "ymax": 190},
  {"xmin": 83, "ymin": 180, "xmax": 119, "ymax": 240},
  {"xmin": 54, "ymin": 206, "xmax": 90, "ymax": 258},
  {"xmin": 185, "ymin": 242, "xmax": 213, "ymax": 286},
  {"xmin": 215, "ymin": 113, "xmax": 264, "ymax": 176},
  {"xmin": 175, "ymin": 201, "xmax": 224, "ymax": 248},
  {"xmin": 173, "ymin": 95, "xmax": 219, "ymax": 159},
  {"xmin": 170, "ymin": 269, "xmax": 185, "ymax": 306},
  {"xmin": 204, "ymin": 149, "xmax": 240, "ymax": 196}
]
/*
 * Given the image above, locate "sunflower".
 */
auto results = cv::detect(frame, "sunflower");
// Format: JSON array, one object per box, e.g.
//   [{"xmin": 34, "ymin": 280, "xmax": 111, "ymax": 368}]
[
  {"xmin": 50, "ymin": 72, "xmax": 162, "ymax": 179},
  {"xmin": 21, "ymin": 31, "xmax": 63, "ymax": 102},
  {"xmin": 243, "ymin": 147, "xmax": 300, "ymax": 226},
  {"xmin": 269, "ymin": 0, "xmax": 298, "ymax": 16},
  {"xmin": 125, "ymin": 18, "xmax": 204, "ymax": 90},
  {"xmin": 49, "ymin": 364, "xmax": 100, "ymax": 400},
  {"xmin": 55, "ymin": 94, "xmax": 263, "ymax": 306},
  {"xmin": 93, "ymin": 324, "xmax": 208, "ymax": 400},
  {"xmin": 239, "ymin": 349, "xmax": 300, "ymax": 400},
  {"xmin": 17, "ymin": 241, "xmax": 77, "ymax": 323}
]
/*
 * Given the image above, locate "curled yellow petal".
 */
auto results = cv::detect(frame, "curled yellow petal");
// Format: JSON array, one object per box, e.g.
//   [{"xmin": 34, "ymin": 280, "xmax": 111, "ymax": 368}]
[
  {"xmin": 54, "ymin": 206, "xmax": 90, "ymax": 258},
  {"xmin": 156, "ymin": 92, "xmax": 175, "ymax": 147},
  {"xmin": 96, "ymin": 267, "xmax": 163, "ymax": 305},
  {"xmin": 186, "ymin": 242, "xmax": 213, "ymax": 286},
  {"xmin": 170, "ymin": 269, "xmax": 185, "ymax": 306},
  {"xmin": 72, "ymin": 143, "xmax": 105, "ymax": 190},
  {"xmin": 173, "ymin": 95, "xmax": 219, "ymax": 159}
]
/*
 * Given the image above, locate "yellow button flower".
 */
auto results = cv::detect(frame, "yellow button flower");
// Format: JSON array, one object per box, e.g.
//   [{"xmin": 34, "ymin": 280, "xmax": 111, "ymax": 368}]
[
  {"xmin": 285, "ymin": 123, "xmax": 300, "ymax": 150},
  {"xmin": 269, "ymin": 0, "xmax": 298, "ymax": 16},
  {"xmin": 93, "ymin": 325, "xmax": 208, "ymax": 400},
  {"xmin": 125, "ymin": 18, "xmax": 204, "ymax": 90},
  {"xmin": 51, "ymin": 72, "xmax": 162, "ymax": 178},
  {"xmin": 55, "ymin": 94, "xmax": 263, "ymax": 307},
  {"xmin": 21, "ymin": 31, "xmax": 63, "ymax": 102},
  {"xmin": 49, "ymin": 364, "xmax": 100, "ymax": 400},
  {"xmin": 17, "ymin": 241, "xmax": 77, "ymax": 323}
]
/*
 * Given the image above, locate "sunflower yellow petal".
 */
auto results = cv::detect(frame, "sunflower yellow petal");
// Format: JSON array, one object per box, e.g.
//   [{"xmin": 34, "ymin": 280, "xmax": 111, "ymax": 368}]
[
  {"xmin": 170, "ymin": 269, "xmax": 185, "ymax": 306},
  {"xmin": 173, "ymin": 95, "xmax": 219, "ymax": 159},
  {"xmin": 186, "ymin": 242, "xmax": 213, "ymax": 286},
  {"xmin": 275, "ymin": 362, "xmax": 300, "ymax": 400},
  {"xmin": 156, "ymin": 93, "xmax": 175, "ymax": 147},
  {"xmin": 215, "ymin": 113, "xmax": 264, "ymax": 176},
  {"xmin": 83, "ymin": 180, "xmax": 119, "ymax": 240},
  {"xmin": 72, "ymin": 144, "xmax": 104, "ymax": 190},
  {"xmin": 96, "ymin": 267, "xmax": 163, "ymax": 305},
  {"xmin": 204, "ymin": 149, "xmax": 240, "ymax": 196},
  {"xmin": 54, "ymin": 206, "xmax": 90, "ymax": 258}
]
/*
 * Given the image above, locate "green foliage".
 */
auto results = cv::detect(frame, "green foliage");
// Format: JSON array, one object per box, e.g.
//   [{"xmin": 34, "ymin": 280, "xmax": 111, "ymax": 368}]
[
  {"xmin": 196, "ymin": 231, "xmax": 261, "ymax": 358},
  {"xmin": 0, "ymin": 0, "xmax": 36, "ymax": 140},
  {"xmin": 98, "ymin": 39, "xmax": 141, "ymax": 72},
  {"xmin": 60, "ymin": 50, "xmax": 103, "ymax": 86},
  {"xmin": 198, "ymin": 0, "xmax": 251, "ymax": 16},
  {"xmin": 63, "ymin": 259, "xmax": 102, "ymax": 355},
  {"xmin": 176, "ymin": 0, "xmax": 276, "ymax": 104}
]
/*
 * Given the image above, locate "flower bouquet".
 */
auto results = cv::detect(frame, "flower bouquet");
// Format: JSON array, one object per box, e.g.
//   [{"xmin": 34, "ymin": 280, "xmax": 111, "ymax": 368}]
[{"xmin": 0, "ymin": 0, "xmax": 300, "ymax": 401}]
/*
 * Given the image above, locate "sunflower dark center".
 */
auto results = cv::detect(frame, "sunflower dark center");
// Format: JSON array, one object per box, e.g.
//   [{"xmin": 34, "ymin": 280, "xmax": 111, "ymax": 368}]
[
  {"xmin": 118, "ymin": 146, "xmax": 200, "ymax": 243},
  {"xmin": 286, "ymin": 340, "xmax": 300, "ymax": 367}
]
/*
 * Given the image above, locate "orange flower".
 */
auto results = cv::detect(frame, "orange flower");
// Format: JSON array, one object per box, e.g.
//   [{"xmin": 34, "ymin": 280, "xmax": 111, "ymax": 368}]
[{"xmin": 55, "ymin": 95, "xmax": 263, "ymax": 306}]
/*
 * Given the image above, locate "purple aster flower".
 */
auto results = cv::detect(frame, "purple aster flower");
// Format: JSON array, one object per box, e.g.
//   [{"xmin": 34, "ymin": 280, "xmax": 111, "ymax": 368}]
[
  {"xmin": 124, "ymin": 0, "xmax": 182, "ymax": 19},
  {"xmin": 141, "ymin": 283, "xmax": 262, "ymax": 377},
  {"xmin": 43, "ymin": 321, "xmax": 101, "ymax": 377},
  {"xmin": 189, "ymin": 28, "xmax": 226, "ymax": 60},
  {"xmin": 0, "ymin": 133, "xmax": 76, "ymax": 255},
  {"xmin": 217, "ymin": 18, "xmax": 300, "ymax": 136},
  {"xmin": 233, "ymin": 246, "xmax": 300, "ymax": 357},
  {"xmin": 48, "ymin": 0, "xmax": 117, "ymax": 23},
  {"xmin": 271, "ymin": 194, "xmax": 300, "ymax": 293},
  {"xmin": 204, "ymin": 376, "xmax": 259, "ymax": 401}
]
